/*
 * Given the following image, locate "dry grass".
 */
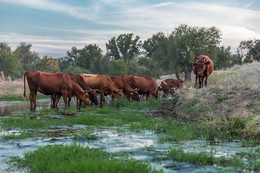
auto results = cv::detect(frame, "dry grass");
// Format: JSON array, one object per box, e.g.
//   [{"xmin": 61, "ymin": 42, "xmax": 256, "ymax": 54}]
[
  {"xmin": 175, "ymin": 62, "xmax": 260, "ymax": 135},
  {"xmin": 0, "ymin": 78, "xmax": 27, "ymax": 98}
]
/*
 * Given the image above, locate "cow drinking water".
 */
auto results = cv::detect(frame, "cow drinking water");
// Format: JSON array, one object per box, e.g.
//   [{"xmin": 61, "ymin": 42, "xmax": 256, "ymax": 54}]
[{"xmin": 24, "ymin": 71, "xmax": 91, "ymax": 111}]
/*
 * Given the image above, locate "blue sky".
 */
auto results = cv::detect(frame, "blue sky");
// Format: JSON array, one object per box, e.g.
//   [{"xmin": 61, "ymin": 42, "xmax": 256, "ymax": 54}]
[{"xmin": 0, "ymin": 0, "xmax": 260, "ymax": 57}]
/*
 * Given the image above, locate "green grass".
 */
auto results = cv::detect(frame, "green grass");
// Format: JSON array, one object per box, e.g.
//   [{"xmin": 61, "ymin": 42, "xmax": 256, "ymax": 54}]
[
  {"xmin": 166, "ymin": 146, "xmax": 260, "ymax": 171},
  {"xmin": 7, "ymin": 143, "xmax": 162, "ymax": 173},
  {"xmin": 1, "ymin": 98, "xmax": 258, "ymax": 143}
]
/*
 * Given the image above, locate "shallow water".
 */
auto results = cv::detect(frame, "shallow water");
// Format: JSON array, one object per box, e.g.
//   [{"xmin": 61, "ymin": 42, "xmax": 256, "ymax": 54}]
[{"xmin": 0, "ymin": 100, "xmax": 257, "ymax": 172}]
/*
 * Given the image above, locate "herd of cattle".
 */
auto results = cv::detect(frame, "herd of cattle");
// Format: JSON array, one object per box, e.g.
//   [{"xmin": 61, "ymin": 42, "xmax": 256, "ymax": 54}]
[{"xmin": 23, "ymin": 55, "xmax": 214, "ymax": 111}]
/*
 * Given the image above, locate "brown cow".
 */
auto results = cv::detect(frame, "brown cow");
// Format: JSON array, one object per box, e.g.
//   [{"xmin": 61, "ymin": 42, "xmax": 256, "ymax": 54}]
[
  {"xmin": 159, "ymin": 79, "xmax": 184, "ymax": 96},
  {"xmin": 193, "ymin": 55, "xmax": 214, "ymax": 88},
  {"xmin": 110, "ymin": 76, "xmax": 140, "ymax": 101},
  {"xmin": 51, "ymin": 74, "xmax": 99, "ymax": 108},
  {"xmin": 24, "ymin": 71, "xmax": 91, "ymax": 111},
  {"xmin": 80, "ymin": 74, "xmax": 123, "ymax": 108},
  {"xmin": 122, "ymin": 75, "xmax": 158, "ymax": 100}
]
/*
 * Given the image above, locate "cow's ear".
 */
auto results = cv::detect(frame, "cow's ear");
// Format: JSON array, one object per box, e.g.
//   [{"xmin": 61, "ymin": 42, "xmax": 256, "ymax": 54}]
[{"xmin": 204, "ymin": 61, "xmax": 210, "ymax": 65}]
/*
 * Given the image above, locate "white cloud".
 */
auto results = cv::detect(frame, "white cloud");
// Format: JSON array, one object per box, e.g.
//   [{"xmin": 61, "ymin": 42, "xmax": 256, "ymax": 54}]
[{"xmin": 0, "ymin": 0, "xmax": 260, "ymax": 56}]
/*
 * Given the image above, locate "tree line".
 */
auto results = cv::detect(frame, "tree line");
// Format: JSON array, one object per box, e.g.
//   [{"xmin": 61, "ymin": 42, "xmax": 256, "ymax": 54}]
[{"xmin": 1, "ymin": 24, "xmax": 259, "ymax": 80}]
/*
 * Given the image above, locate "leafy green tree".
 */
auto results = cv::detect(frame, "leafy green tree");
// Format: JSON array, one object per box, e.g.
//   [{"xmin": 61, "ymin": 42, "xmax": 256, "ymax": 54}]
[
  {"xmin": 109, "ymin": 59, "xmax": 127, "ymax": 76},
  {"xmin": 239, "ymin": 39, "xmax": 260, "ymax": 62},
  {"xmin": 143, "ymin": 32, "xmax": 169, "ymax": 75},
  {"xmin": 58, "ymin": 56, "xmax": 73, "ymax": 72},
  {"xmin": 66, "ymin": 46, "xmax": 80, "ymax": 67},
  {"xmin": 106, "ymin": 33, "xmax": 142, "ymax": 62},
  {"xmin": 14, "ymin": 42, "xmax": 40, "ymax": 72},
  {"xmin": 0, "ymin": 43, "xmax": 22, "ymax": 78},
  {"xmin": 168, "ymin": 24, "xmax": 221, "ymax": 80},
  {"xmin": 78, "ymin": 44, "xmax": 103, "ymax": 70},
  {"xmin": 62, "ymin": 65, "xmax": 90, "ymax": 74},
  {"xmin": 214, "ymin": 46, "xmax": 234, "ymax": 69},
  {"xmin": 127, "ymin": 57, "xmax": 150, "ymax": 76},
  {"xmin": 35, "ymin": 56, "xmax": 60, "ymax": 72}
]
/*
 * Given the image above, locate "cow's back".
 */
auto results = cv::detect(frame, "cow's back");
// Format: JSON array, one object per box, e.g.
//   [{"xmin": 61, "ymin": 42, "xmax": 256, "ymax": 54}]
[
  {"xmin": 81, "ymin": 74, "xmax": 119, "ymax": 92},
  {"xmin": 165, "ymin": 79, "xmax": 184, "ymax": 88},
  {"xmin": 26, "ymin": 71, "xmax": 72, "ymax": 94}
]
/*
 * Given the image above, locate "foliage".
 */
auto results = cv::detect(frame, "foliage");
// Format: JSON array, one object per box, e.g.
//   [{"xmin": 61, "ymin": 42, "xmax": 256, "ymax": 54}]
[
  {"xmin": 8, "ymin": 144, "xmax": 162, "ymax": 173},
  {"xmin": 166, "ymin": 147, "xmax": 260, "ymax": 171},
  {"xmin": 14, "ymin": 42, "xmax": 40, "ymax": 72},
  {"xmin": 109, "ymin": 59, "xmax": 128, "ymax": 76},
  {"xmin": 106, "ymin": 33, "xmax": 142, "ymax": 62},
  {"xmin": 62, "ymin": 65, "xmax": 90, "ymax": 74},
  {"xmin": 239, "ymin": 39, "xmax": 260, "ymax": 62},
  {"xmin": 0, "ymin": 43, "xmax": 22, "ymax": 78},
  {"xmin": 35, "ymin": 55, "xmax": 60, "ymax": 72},
  {"xmin": 168, "ymin": 24, "xmax": 221, "ymax": 80}
]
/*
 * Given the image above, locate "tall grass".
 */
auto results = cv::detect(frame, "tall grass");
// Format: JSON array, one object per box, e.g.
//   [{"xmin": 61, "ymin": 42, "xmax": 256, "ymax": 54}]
[{"xmin": 7, "ymin": 143, "xmax": 162, "ymax": 173}]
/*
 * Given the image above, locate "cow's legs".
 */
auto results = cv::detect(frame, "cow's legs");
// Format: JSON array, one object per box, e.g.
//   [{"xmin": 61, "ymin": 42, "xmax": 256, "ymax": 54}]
[
  {"xmin": 204, "ymin": 76, "xmax": 208, "ymax": 88},
  {"xmin": 100, "ymin": 91, "xmax": 105, "ymax": 108},
  {"xmin": 194, "ymin": 76, "xmax": 198, "ymax": 87},
  {"xmin": 146, "ymin": 93, "xmax": 150, "ymax": 101},
  {"xmin": 61, "ymin": 91, "xmax": 68, "ymax": 108},
  {"xmin": 68, "ymin": 97, "xmax": 71, "ymax": 107},
  {"xmin": 199, "ymin": 76, "xmax": 203, "ymax": 88},
  {"xmin": 29, "ymin": 90, "xmax": 37, "ymax": 111},
  {"xmin": 55, "ymin": 94, "xmax": 62, "ymax": 109},
  {"xmin": 51, "ymin": 94, "xmax": 56, "ymax": 108}
]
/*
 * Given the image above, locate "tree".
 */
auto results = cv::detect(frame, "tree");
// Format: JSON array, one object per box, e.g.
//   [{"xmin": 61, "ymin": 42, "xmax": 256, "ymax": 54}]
[
  {"xmin": 66, "ymin": 46, "xmax": 80, "ymax": 67},
  {"xmin": 239, "ymin": 39, "xmax": 260, "ymax": 62},
  {"xmin": 168, "ymin": 24, "xmax": 221, "ymax": 80},
  {"xmin": 109, "ymin": 59, "xmax": 127, "ymax": 76},
  {"xmin": 78, "ymin": 44, "xmax": 103, "ymax": 70},
  {"xmin": 214, "ymin": 46, "xmax": 234, "ymax": 69},
  {"xmin": 106, "ymin": 33, "xmax": 142, "ymax": 62},
  {"xmin": 14, "ymin": 42, "xmax": 40, "ymax": 72},
  {"xmin": 143, "ymin": 32, "xmax": 169, "ymax": 75},
  {"xmin": 0, "ymin": 43, "xmax": 22, "ymax": 78},
  {"xmin": 35, "ymin": 56, "xmax": 60, "ymax": 72}
]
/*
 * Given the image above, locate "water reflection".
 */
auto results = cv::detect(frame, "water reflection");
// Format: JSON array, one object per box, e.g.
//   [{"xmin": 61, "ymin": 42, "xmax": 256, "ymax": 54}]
[{"xmin": 0, "ymin": 98, "xmax": 70, "ymax": 116}]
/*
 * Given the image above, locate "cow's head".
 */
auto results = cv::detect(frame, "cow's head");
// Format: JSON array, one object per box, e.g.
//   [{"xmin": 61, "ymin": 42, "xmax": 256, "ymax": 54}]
[
  {"xmin": 88, "ymin": 90, "xmax": 98, "ymax": 105},
  {"xmin": 129, "ymin": 90, "xmax": 140, "ymax": 101},
  {"xmin": 81, "ymin": 92, "xmax": 91, "ymax": 105},
  {"xmin": 112, "ymin": 89, "xmax": 124, "ymax": 98},
  {"xmin": 193, "ymin": 55, "xmax": 210, "ymax": 77}
]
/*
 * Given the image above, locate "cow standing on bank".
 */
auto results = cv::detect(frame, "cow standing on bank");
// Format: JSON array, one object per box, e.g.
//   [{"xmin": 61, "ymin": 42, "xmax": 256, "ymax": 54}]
[
  {"xmin": 193, "ymin": 55, "xmax": 214, "ymax": 88},
  {"xmin": 24, "ymin": 71, "xmax": 91, "ymax": 111}
]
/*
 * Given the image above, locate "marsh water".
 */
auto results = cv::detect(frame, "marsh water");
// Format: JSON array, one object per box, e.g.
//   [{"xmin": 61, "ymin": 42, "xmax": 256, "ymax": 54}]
[{"xmin": 0, "ymin": 100, "xmax": 256, "ymax": 172}]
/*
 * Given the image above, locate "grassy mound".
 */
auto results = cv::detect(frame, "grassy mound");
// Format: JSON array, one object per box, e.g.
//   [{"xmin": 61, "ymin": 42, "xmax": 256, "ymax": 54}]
[{"xmin": 173, "ymin": 62, "xmax": 260, "ymax": 139}]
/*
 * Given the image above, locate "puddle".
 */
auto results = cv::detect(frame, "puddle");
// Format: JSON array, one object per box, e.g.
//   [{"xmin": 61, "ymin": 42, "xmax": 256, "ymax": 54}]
[{"xmin": 0, "ymin": 100, "xmax": 258, "ymax": 173}]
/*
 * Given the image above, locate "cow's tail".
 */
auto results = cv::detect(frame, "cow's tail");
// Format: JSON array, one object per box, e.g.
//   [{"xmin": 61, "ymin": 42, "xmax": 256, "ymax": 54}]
[{"xmin": 23, "ymin": 71, "xmax": 27, "ymax": 103}]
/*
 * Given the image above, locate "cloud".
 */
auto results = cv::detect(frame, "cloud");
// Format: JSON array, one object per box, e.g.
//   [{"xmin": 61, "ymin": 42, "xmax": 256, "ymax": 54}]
[
  {"xmin": 0, "ymin": 0, "xmax": 260, "ymax": 56},
  {"xmin": 0, "ymin": 0, "xmax": 99, "ymax": 21}
]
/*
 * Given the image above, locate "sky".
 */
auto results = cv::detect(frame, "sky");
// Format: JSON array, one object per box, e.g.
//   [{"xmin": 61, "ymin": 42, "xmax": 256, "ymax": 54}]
[{"xmin": 0, "ymin": 0, "xmax": 260, "ymax": 58}]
